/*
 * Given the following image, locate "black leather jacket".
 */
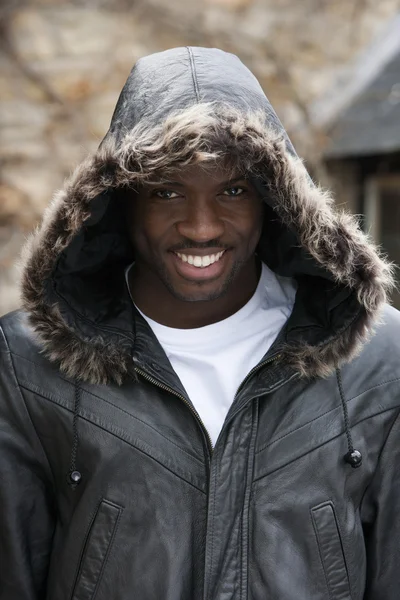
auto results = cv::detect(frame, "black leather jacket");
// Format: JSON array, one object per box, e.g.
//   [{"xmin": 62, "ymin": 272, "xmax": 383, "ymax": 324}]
[{"xmin": 1, "ymin": 47, "xmax": 399, "ymax": 599}]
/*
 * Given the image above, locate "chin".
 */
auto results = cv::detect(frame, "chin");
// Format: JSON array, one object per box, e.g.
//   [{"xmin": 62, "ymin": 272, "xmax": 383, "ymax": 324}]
[{"xmin": 168, "ymin": 280, "xmax": 230, "ymax": 303}]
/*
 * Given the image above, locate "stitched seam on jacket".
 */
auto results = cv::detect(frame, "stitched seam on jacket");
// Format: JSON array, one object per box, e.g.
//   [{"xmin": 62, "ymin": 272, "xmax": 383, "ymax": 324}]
[
  {"xmin": 76, "ymin": 385, "xmax": 204, "ymax": 465},
  {"xmin": 19, "ymin": 383, "xmax": 206, "ymax": 493},
  {"xmin": 12, "ymin": 345, "xmax": 400, "ymax": 438},
  {"xmin": 256, "ymin": 377, "xmax": 400, "ymax": 455},
  {"xmin": 238, "ymin": 412, "xmax": 249, "ymax": 597},
  {"xmin": 187, "ymin": 47, "xmax": 200, "ymax": 102},
  {"xmin": 0, "ymin": 325, "xmax": 55, "ymax": 486},
  {"xmin": 252, "ymin": 407, "xmax": 400, "ymax": 483},
  {"xmin": 240, "ymin": 401, "xmax": 259, "ymax": 600},
  {"xmin": 19, "ymin": 377, "xmax": 204, "ymax": 466}
]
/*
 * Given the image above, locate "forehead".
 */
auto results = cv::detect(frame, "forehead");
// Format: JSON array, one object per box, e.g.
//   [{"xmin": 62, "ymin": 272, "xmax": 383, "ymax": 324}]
[{"xmin": 152, "ymin": 161, "xmax": 246, "ymax": 189}]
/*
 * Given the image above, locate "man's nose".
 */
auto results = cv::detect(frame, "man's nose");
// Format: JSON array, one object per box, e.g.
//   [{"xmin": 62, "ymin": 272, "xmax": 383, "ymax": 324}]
[{"xmin": 176, "ymin": 198, "xmax": 225, "ymax": 242}]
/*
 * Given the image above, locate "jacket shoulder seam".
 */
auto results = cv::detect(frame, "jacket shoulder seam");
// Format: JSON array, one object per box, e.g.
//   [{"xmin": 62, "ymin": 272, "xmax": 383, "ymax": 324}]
[
  {"xmin": 347, "ymin": 376, "xmax": 400, "ymax": 403},
  {"xmin": 18, "ymin": 375, "xmax": 204, "ymax": 467},
  {"xmin": 186, "ymin": 47, "xmax": 200, "ymax": 102},
  {"xmin": 254, "ymin": 406, "xmax": 400, "ymax": 482},
  {"xmin": 18, "ymin": 381, "xmax": 207, "ymax": 494},
  {"xmin": 256, "ymin": 377, "xmax": 400, "ymax": 455},
  {"xmin": 77, "ymin": 385, "xmax": 205, "ymax": 466}
]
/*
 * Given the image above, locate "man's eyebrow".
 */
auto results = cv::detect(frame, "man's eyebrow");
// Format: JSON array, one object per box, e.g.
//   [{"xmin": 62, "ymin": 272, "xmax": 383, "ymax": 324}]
[
  {"xmin": 150, "ymin": 180, "xmax": 184, "ymax": 187},
  {"xmin": 150, "ymin": 176, "xmax": 247, "ymax": 187},
  {"xmin": 222, "ymin": 176, "xmax": 247, "ymax": 186}
]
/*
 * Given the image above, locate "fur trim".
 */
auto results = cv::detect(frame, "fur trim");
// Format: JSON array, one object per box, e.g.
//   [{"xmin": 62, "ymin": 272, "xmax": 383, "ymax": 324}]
[{"xmin": 20, "ymin": 103, "xmax": 395, "ymax": 384}]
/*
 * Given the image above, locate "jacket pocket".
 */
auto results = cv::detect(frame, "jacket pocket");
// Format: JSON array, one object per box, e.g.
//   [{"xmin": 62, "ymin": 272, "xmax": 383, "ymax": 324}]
[
  {"xmin": 71, "ymin": 499, "xmax": 123, "ymax": 600},
  {"xmin": 311, "ymin": 501, "xmax": 352, "ymax": 600}
]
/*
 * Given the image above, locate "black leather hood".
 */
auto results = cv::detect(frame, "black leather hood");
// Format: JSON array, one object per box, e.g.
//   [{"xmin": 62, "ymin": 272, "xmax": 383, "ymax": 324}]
[{"xmin": 20, "ymin": 47, "xmax": 394, "ymax": 384}]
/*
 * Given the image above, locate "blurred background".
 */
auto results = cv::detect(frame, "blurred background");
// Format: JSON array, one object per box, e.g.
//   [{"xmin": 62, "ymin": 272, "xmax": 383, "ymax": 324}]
[{"xmin": 1, "ymin": 0, "xmax": 400, "ymax": 315}]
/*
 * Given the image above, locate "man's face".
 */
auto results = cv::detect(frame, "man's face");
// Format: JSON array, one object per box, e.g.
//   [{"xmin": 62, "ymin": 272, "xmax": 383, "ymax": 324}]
[{"xmin": 127, "ymin": 162, "xmax": 263, "ymax": 304}]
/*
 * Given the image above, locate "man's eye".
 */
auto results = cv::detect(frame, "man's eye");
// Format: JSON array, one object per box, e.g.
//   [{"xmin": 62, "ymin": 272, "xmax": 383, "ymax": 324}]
[
  {"xmin": 154, "ymin": 190, "xmax": 179, "ymax": 199},
  {"xmin": 223, "ymin": 187, "xmax": 244, "ymax": 196}
]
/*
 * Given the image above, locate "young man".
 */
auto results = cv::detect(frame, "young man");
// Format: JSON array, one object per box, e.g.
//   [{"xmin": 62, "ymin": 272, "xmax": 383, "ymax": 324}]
[{"xmin": 0, "ymin": 47, "xmax": 399, "ymax": 599}]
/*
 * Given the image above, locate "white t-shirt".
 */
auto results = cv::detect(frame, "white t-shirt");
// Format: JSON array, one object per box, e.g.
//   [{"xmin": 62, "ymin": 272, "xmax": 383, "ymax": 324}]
[{"xmin": 126, "ymin": 263, "xmax": 296, "ymax": 446}]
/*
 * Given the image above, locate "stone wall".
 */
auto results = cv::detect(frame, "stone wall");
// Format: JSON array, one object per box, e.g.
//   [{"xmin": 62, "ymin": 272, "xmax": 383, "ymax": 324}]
[{"xmin": 1, "ymin": 0, "xmax": 399, "ymax": 315}]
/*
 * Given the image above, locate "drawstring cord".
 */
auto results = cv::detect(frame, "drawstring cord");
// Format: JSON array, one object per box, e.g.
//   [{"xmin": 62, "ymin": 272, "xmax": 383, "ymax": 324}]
[
  {"xmin": 336, "ymin": 368, "xmax": 362, "ymax": 468},
  {"xmin": 67, "ymin": 385, "xmax": 83, "ymax": 487},
  {"xmin": 66, "ymin": 371, "xmax": 360, "ymax": 483}
]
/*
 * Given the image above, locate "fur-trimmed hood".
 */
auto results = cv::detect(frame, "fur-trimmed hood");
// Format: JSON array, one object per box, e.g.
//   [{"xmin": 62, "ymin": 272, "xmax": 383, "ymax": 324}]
[{"xmin": 20, "ymin": 47, "xmax": 394, "ymax": 385}]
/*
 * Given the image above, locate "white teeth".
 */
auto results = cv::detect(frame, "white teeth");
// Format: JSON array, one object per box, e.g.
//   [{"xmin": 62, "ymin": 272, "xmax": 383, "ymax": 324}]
[{"xmin": 176, "ymin": 250, "xmax": 225, "ymax": 268}]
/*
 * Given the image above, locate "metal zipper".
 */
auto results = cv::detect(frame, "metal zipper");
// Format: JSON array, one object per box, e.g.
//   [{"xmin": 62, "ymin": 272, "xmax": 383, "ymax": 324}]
[
  {"xmin": 220, "ymin": 353, "xmax": 280, "ymax": 431},
  {"xmin": 202, "ymin": 352, "xmax": 281, "ymax": 599},
  {"xmin": 134, "ymin": 354, "xmax": 280, "ymax": 458},
  {"xmin": 233, "ymin": 353, "xmax": 281, "ymax": 399},
  {"xmin": 134, "ymin": 366, "xmax": 214, "ymax": 455}
]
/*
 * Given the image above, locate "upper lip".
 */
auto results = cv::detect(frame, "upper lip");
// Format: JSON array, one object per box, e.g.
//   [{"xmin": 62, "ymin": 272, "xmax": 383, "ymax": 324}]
[{"xmin": 172, "ymin": 248, "xmax": 228, "ymax": 256}]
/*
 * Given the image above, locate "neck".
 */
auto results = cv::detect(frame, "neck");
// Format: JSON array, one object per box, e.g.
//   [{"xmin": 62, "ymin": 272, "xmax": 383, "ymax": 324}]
[{"xmin": 129, "ymin": 258, "xmax": 261, "ymax": 329}]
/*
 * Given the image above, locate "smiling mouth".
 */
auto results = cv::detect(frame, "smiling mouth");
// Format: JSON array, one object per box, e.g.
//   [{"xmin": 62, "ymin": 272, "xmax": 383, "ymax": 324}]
[{"xmin": 175, "ymin": 250, "xmax": 226, "ymax": 268}]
